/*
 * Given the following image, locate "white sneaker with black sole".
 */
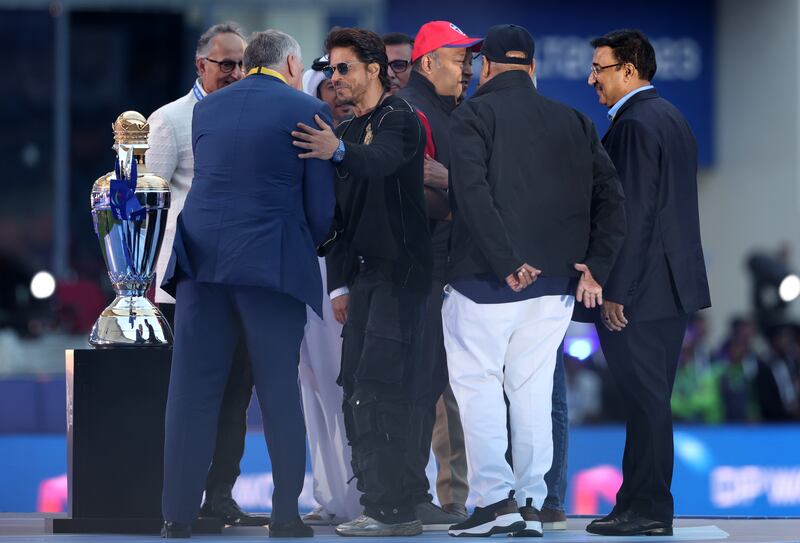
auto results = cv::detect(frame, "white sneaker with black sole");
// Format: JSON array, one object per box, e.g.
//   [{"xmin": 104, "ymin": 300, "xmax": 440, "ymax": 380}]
[
  {"xmin": 512, "ymin": 498, "xmax": 543, "ymax": 537},
  {"xmin": 448, "ymin": 491, "xmax": 525, "ymax": 537}
]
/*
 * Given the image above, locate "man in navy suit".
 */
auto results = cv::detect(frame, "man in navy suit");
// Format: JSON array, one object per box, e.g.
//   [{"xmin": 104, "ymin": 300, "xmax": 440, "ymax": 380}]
[
  {"xmin": 584, "ymin": 29, "xmax": 711, "ymax": 536},
  {"xmin": 160, "ymin": 29, "xmax": 335, "ymax": 539}
]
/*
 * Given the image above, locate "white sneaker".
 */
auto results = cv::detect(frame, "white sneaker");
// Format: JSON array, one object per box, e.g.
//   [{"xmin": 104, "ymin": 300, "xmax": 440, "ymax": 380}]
[
  {"xmin": 302, "ymin": 506, "xmax": 340, "ymax": 525},
  {"xmin": 335, "ymin": 514, "xmax": 423, "ymax": 536}
]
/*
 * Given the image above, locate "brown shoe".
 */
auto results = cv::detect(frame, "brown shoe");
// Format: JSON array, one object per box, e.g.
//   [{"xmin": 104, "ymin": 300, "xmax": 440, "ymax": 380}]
[
  {"xmin": 512, "ymin": 498, "xmax": 542, "ymax": 537},
  {"xmin": 539, "ymin": 507, "xmax": 566, "ymax": 530},
  {"xmin": 441, "ymin": 503, "xmax": 467, "ymax": 518}
]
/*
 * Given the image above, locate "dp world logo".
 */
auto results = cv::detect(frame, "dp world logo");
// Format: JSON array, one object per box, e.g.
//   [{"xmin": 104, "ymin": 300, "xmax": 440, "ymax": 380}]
[{"xmin": 449, "ymin": 23, "xmax": 466, "ymax": 36}]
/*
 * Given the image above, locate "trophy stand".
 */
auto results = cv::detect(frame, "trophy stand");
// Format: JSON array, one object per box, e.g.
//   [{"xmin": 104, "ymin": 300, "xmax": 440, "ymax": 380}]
[
  {"xmin": 49, "ymin": 112, "xmax": 219, "ymax": 535},
  {"xmin": 48, "ymin": 349, "xmax": 221, "ymax": 534}
]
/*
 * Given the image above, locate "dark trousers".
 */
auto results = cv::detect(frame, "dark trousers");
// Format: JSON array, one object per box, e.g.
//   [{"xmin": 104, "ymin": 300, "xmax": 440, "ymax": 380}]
[
  {"xmin": 597, "ymin": 314, "xmax": 688, "ymax": 523},
  {"xmin": 338, "ymin": 268, "xmax": 427, "ymax": 524},
  {"xmin": 544, "ymin": 344, "xmax": 567, "ymax": 512},
  {"xmin": 405, "ymin": 278, "xmax": 450, "ymax": 504},
  {"xmin": 162, "ymin": 280, "xmax": 307, "ymax": 524},
  {"xmin": 160, "ymin": 303, "xmax": 252, "ymax": 499}
]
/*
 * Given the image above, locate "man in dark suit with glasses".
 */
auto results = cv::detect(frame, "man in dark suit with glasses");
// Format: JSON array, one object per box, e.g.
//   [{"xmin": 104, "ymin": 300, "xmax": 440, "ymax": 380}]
[
  {"xmin": 584, "ymin": 29, "xmax": 711, "ymax": 537},
  {"xmin": 383, "ymin": 32, "xmax": 414, "ymax": 94}
]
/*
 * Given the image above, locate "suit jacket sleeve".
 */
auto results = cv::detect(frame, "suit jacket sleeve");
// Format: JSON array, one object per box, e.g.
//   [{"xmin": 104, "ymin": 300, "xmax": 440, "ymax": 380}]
[
  {"xmin": 603, "ymin": 119, "xmax": 660, "ymax": 305},
  {"xmin": 580, "ymin": 114, "xmax": 626, "ymax": 286},
  {"xmin": 449, "ymin": 103, "xmax": 522, "ymax": 281},
  {"xmin": 302, "ymin": 106, "xmax": 337, "ymax": 246},
  {"xmin": 338, "ymin": 108, "xmax": 423, "ymax": 179},
  {"xmin": 325, "ymin": 238, "xmax": 352, "ymax": 294},
  {"xmin": 191, "ymin": 100, "xmax": 209, "ymax": 161}
]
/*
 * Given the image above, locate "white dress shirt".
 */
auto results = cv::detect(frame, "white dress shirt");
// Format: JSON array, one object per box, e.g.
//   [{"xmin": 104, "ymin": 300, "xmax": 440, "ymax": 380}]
[{"xmin": 146, "ymin": 80, "xmax": 206, "ymax": 303}]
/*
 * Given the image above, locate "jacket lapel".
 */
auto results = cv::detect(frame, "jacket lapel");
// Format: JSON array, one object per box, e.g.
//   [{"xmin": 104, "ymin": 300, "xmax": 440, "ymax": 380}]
[{"xmin": 602, "ymin": 87, "xmax": 659, "ymax": 143}]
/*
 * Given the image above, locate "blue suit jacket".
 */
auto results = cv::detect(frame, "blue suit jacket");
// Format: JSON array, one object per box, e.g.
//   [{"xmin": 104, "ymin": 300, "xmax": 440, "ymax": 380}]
[
  {"xmin": 161, "ymin": 74, "xmax": 335, "ymax": 316},
  {"xmin": 600, "ymin": 88, "xmax": 711, "ymax": 321}
]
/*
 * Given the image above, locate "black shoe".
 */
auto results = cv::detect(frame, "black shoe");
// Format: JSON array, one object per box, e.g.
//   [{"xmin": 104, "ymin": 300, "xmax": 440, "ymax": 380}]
[
  {"xmin": 200, "ymin": 491, "xmax": 269, "ymax": 526},
  {"xmin": 161, "ymin": 521, "xmax": 191, "ymax": 539},
  {"xmin": 269, "ymin": 516, "xmax": 314, "ymax": 538},
  {"xmin": 512, "ymin": 499, "xmax": 542, "ymax": 537},
  {"xmin": 586, "ymin": 510, "xmax": 620, "ymax": 530},
  {"xmin": 586, "ymin": 510, "xmax": 672, "ymax": 536},
  {"xmin": 448, "ymin": 491, "xmax": 526, "ymax": 537}
]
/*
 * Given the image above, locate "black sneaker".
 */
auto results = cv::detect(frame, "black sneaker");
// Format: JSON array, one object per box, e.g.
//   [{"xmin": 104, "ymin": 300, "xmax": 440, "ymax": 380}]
[
  {"xmin": 448, "ymin": 491, "xmax": 525, "ymax": 537},
  {"xmin": 512, "ymin": 499, "xmax": 542, "ymax": 537}
]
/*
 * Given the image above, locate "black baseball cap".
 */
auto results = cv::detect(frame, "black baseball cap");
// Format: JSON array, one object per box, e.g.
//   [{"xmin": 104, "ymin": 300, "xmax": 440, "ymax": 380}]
[{"xmin": 481, "ymin": 24, "xmax": 535, "ymax": 65}]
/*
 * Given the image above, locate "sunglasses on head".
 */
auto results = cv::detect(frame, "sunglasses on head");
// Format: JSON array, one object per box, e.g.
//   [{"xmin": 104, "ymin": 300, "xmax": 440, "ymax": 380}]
[{"xmin": 323, "ymin": 61, "xmax": 362, "ymax": 78}]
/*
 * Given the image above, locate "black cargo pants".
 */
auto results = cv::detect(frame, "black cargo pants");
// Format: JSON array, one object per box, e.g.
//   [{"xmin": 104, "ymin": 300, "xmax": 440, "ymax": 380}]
[{"xmin": 338, "ymin": 265, "xmax": 427, "ymax": 524}]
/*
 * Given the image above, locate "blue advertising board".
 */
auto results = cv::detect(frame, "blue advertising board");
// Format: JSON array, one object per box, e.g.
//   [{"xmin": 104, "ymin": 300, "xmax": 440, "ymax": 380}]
[
  {"xmin": 2, "ymin": 426, "xmax": 798, "ymax": 516},
  {"xmin": 568, "ymin": 426, "xmax": 800, "ymax": 516},
  {"xmin": 383, "ymin": 0, "xmax": 714, "ymax": 165}
]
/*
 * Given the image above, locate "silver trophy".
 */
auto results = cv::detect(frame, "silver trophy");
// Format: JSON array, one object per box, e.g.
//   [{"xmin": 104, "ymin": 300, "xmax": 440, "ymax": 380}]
[{"xmin": 89, "ymin": 111, "xmax": 172, "ymax": 347}]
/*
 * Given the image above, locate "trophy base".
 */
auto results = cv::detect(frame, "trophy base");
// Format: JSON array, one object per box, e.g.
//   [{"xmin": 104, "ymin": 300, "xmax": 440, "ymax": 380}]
[{"xmin": 89, "ymin": 295, "xmax": 173, "ymax": 348}]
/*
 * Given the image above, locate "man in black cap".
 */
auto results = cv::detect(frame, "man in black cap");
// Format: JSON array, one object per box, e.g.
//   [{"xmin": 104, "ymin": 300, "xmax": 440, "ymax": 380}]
[{"xmin": 444, "ymin": 24, "xmax": 625, "ymax": 537}]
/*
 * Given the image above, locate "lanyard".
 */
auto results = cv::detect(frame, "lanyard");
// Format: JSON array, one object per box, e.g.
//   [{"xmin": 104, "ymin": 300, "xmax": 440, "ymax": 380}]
[
  {"xmin": 192, "ymin": 80, "xmax": 206, "ymax": 102},
  {"xmin": 246, "ymin": 67, "xmax": 287, "ymax": 84}
]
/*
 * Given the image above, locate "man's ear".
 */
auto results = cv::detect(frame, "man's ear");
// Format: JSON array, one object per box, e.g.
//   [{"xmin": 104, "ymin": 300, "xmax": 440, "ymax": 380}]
[
  {"xmin": 195, "ymin": 57, "xmax": 205, "ymax": 77},
  {"xmin": 528, "ymin": 59, "xmax": 536, "ymax": 77},
  {"xmin": 482, "ymin": 58, "xmax": 491, "ymax": 78},
  {"xmin": 367, "ymin": 62, "xmax": 380, "ymax": 80},
  {"xmin": 420, "ymin": 54, "xmax": 433, "ymax": 74},
  {"xmin": 623, "ymin": 62, "xmax": 636, "ymax": 80}
]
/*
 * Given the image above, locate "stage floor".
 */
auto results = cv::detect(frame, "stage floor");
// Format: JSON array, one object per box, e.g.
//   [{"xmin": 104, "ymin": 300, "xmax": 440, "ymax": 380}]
[{"xmin": 1, "ymin": 516, "xmax": 799, "ymax": 543}]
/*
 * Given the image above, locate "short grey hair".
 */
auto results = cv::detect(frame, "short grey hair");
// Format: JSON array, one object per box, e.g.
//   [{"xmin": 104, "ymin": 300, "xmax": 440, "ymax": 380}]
[
  {"xmin": 244, "ymin": 29, "xmax": 302, "ymax": 72},
  {"xmin": 196, "ymin": 22, "xmax": 247, "ymax": 59},
  {"xmin": 412, "ymin": 50, "xmax": 440, "ymax": 73}
]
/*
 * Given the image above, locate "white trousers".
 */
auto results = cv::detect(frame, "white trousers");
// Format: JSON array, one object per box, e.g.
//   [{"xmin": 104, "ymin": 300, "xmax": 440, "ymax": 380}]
[
  {"xmin": 298, "ymin": 258, "xmax": 362, "ymax": 520},
  {"xmin": 442, "ymin": 286, "xmax": 574, "ymax": 509}
]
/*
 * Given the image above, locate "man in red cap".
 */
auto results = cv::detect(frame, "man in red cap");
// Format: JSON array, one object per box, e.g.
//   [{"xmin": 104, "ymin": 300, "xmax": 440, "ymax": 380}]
[{"xmin": 396, "ymin": 19, "xmax": 481, "ymax": 531}]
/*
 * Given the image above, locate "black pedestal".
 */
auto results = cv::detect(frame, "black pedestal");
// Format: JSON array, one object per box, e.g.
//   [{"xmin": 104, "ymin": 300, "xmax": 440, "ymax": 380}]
[{"xmin": 49, "ymin": 348, "xmax": 221, "ymax": 534}]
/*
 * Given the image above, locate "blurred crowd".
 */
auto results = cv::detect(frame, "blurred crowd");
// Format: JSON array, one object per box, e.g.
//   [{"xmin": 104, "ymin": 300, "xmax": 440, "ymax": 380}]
[{"xmin": 565, "ymin": 314, "xmax": 800, "ymax": 424}]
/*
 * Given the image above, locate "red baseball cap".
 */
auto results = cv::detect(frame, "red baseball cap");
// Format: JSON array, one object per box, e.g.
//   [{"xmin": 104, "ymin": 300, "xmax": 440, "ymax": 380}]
[{"xmin": 411, "ymin": 21, "xmax": 483, "ymax": 62}]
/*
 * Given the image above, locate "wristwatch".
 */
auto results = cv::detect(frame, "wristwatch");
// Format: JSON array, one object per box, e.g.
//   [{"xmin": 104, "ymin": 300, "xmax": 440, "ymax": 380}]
[{"xmin": 331, "ymin": 139, "xmax": 345, "ymax": 164}]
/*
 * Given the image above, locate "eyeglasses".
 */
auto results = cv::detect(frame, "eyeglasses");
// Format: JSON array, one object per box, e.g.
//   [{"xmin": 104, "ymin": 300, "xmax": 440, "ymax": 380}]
[
  {"xmin": 388, "ymin": 59, "xmax": 410, "ymax": 73},
  {"xmin": 590, "ymin": 62, "xmax": 623, "ymax": 76},
  {"xmin": 204, "ymin": 57, "xmax": 244, "ymax": 73},
  {"xmin": 322, "ymin": 61, "xmax": 363, "ymax": 79}
]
